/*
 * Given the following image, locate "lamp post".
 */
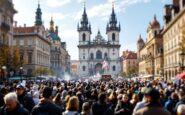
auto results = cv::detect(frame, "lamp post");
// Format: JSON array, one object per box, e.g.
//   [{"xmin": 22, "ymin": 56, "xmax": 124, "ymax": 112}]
[
  {"xmin": 20, "ymin": 66, "xmax": 23, "ymax": 82},
  {"xmin": 2, "ymin": 66, "xmax": 6, "ymax": 81},
  {"xmin": 180, "ymin": 53, "xmax": 185, "ymax": 73}
]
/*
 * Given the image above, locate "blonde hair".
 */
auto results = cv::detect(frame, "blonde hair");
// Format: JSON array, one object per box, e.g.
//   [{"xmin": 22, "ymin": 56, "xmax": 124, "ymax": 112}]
[
  {"xmin": 66, "ymin": 96, "xmax": 79, "ymax": 111},
  {"xmin": 177, "ymin": 105, "xmax": 185, "ymax": 115}
]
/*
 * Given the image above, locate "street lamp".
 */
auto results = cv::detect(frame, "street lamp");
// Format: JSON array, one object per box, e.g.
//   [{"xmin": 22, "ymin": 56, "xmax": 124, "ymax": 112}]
[
  {"xmin": 179, "ymin": 53, "xmax": 185, "ymax": 73},
  {"xmin": 2, "ymin": 66, "xmax": 6, "ymax": 81},
  {"xmin": 20, "ymin": 67, "xmax": 23, "ymax": 81}
]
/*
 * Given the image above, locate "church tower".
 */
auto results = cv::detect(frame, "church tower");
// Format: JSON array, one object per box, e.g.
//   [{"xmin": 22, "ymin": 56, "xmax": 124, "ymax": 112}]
[
  {"xmin": 106, "ymin": 4, "xmax": 121, "ymax": 45},
  {"xmin": 35, "ymin": 2, "xmax": 42, "ymax": 26},
  {"xmin": 77, "ymin": 5, "xmax": 91, "ymax": 45}
]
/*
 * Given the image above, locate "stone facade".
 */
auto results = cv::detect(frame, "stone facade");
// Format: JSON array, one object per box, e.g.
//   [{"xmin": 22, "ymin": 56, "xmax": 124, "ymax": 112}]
[
  {"xmin": 122, "ymin": 50, "xmax": 137, "ymax": 76},
  {"xmin": 162, "ymin": 0, "xmax": 185, "ymax": 80},
  {"xmin": 77, "ymin": 6, "xmax": 121, "ymax": 77},
  {"xmin": 0, "ymin": 0, "xmax": 16, "ymax": 46},
  {"xmin": 137, "ymin": 16, "xmax": 163, "ymax": 78}
]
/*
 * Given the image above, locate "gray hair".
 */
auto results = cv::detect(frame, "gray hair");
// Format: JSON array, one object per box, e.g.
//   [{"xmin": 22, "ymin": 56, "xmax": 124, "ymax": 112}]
[
  {"xmin": 177, "ymin": 104, "xmax": 185, "ymax": 115},
  {"xmin": 4, "ymin": 92, "xmax": 18, "ymax": 103}
]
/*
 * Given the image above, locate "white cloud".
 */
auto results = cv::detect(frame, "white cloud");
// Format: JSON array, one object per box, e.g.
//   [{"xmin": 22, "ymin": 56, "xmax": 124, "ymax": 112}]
[
  {"xmin": 76, "ymin": 0, "xmax": 84, "ymax": 3},
  {"xmin": 46, "ymin": 0, "xmax": 71, "ymax": 7},
  {"xmin": 74, "ymin": 0, "xmax": 151, "ymax": 20},
  {"xmin": 43, "ymin": 12, "xmax": 69, "ymax": 21}
]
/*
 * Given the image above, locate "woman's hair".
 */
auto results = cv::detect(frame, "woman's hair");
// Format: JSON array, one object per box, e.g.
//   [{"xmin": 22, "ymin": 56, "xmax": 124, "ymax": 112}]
[
  {"xmin": 66, "ymin": 96, "xmax": 79, "ymax": 111},
  {"xmin": 82, "ymin": 102, "xmax": 90, "ymax": 113},
  {"xmin": 53, "ymin": 93, "xmax": 61, "ymax": 104},
  {"xmin": 108, "ymin": 91, "xmax": 117, "ymax": 103}
]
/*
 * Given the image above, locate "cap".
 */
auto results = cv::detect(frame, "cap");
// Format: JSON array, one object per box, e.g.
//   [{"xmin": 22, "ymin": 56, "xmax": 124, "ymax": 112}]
[{"xmin": 16, "ymin": 85, "xmax": 24, "ymax": 90}]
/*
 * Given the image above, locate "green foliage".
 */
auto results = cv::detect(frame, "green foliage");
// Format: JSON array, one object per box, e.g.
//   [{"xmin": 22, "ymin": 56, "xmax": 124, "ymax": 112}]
[{"xmin": 32, "ymin": 67, "xmax": 54, "ymax": 77}]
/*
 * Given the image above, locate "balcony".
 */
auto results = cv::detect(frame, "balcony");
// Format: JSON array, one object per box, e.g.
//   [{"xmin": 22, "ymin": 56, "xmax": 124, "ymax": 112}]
[{"xmin": 1, "ymin": 22, "xmax": 10, "ymax": 32}]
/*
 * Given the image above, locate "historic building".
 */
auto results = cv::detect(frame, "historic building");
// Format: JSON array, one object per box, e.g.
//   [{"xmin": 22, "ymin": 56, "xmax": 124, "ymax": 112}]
[
  {"xmin": 77, "ymin": 6, "xmax": 121, "ymax": 77},
  {"xmin": 162, "ymin": 0, "xmax": 185, "ymax": 80},
  {"xmin": 13, "ymin": 3, "xmax": 51, "ymax": 76},
  {"xmin": 48, "ymin": 17, "xmax": 70, "ymax": 77},
  {"xmin": 70, "ymin": 60, "xmax": 80, "ymax": 76},
  {"xmin": 121, "ymin": 50, "xmax": 137, "ymax": 76},
  {"xmin": 137, "ymin": 16, "xmax": 163, "ymax": 78},
  {"xmin": 0, "ymin": 0, "xmax": 16, "ymax": 46}
]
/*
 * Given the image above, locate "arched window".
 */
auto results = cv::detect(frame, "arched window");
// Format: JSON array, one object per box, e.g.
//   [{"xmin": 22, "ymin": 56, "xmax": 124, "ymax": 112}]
[
  {"xmin": 96, "ymin": 50, "xmax": 102, "ymax": 59},
  {"xmin": 90, "ymin": 53, "xmax": 94, "ymax": 59},
  {"xmin": 104, "ymin": 53, "xmax": 107, "ymax": 59},
  {"xmin": 82, "ymin": 33, "xmax": 86, "ymax": 41},
  {"xmin": 112, "ymin": 33, "xmax": 115, "ymax": 41},
  {"xmin": 112, "ymin": 66, "xmax": 116, "ymax": 71}
]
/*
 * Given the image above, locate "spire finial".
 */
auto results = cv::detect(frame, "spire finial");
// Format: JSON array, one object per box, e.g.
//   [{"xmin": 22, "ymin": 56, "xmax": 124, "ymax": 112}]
[
  {"xmin": 83, "ymin": 0, "xmax": 86, "ymax": 9},
  {"xmin": 154, "ymin": 14, "xmax": 156, "ymax": 20},
  {"xmin": 112, "ymin": 0, "xmax": 115, "ymax": 9}
]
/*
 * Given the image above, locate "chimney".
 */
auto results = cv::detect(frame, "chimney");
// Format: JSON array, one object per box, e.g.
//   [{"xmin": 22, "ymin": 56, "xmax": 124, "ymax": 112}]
[
  {"xmin": 164, "ymin": 5, "xmax": 172, "ymax": 24},
  {"xmin": 55, "ymin": 26, "xmax": 58, "ymax": 35},
  {"xmin": 173, "ymin": 0, "xmax": 179, "ymax": 6},
  {"xmin": 14, "ymin": 21, "xmax": 17, "ymax": 27},
  {"xmin": 24, "ymin": 24, "xmax": 26, "ymax": 27}
]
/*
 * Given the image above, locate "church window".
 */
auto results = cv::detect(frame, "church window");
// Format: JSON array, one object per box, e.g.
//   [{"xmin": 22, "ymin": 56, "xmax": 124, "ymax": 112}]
[
  {"xmin": 96, "ymin": 50, "xmax": 102, "ymax": 59},
  {"xmin": 104, "ymin": 53, "xmax": 107, "ymax": 59},
  {"xmin": 90, "ymin": 53, "xmax": 94, "ymax": 59},
  {"xmin": 112, "ymin": 33, "xmax": 115, "ymax": 41},
  {"xmin": 83, "ymin": 55, "xmax": 85, "ymax": 59},
  {"xmin": 82, "ymin": 33, "xmax": 86, "ymax": 41},
  {"xmin": 112, "ymin": 66, "xmax": 116, "ymax": 71},
  {"xmin": 83, "ymin": 66, "xmax": 86, "ymax": 71}
]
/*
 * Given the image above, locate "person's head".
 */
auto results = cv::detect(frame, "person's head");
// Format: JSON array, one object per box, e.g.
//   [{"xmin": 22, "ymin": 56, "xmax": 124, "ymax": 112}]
[
  {"xmin": 177, "ymin": 104, "xmax": 185, "ymax": 115},
  {"xmin": 66, "ymin": 96, "xmax": 79, "ymax": 111},
  {"xmin": 53, "ymin": 93, "xmax": 61, "ymax": 103},
  {"xmin": 171, "ymin": 92, "xmax": 178, "ymax": 100},
  {"xmin": 4, "ymin": 92, "xmax": 18, "ymax": 111},
  {"xmin": 145, "ymin": 88, "xmax": 160, "ymax": 103},
  {"xmin": 82, "ymin": 102, "xmax": 90, "ymax": 113},
  {"xmin": 42, "ymin": 86, "xmax": 53, "ymax": 99},
  {"xmin": 131, "ymin": 93, "xmax": 139, "ymax": 102},
  {"xmin": 178, "ymin": 90, "xmax": 185, "ymax": 100},
  {"xmin": 122, "ymin": 94, "xmax": 129, "ymax": 103},
  {"xmin": 15, "ymin": 85, "xmax": 24, "ymax": 96},
  {"xmin": 98, "ymin": 93, "xmax": 107, "ymax": 104}
]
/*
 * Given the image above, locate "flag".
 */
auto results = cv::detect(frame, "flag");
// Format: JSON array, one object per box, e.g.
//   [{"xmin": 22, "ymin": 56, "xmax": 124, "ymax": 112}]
[{"xmin": 102, "ymin": 60, "xmax": 109, "ymax": 70}]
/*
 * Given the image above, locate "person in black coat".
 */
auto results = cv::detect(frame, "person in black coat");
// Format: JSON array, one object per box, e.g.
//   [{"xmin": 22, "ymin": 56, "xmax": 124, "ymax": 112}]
[
  {"xmin": 115, "ymin": 94, "xmax": 133, "ymax": 115},
  {"xmin": 15, "ymin": 85, "xmax": 35, "ymax": 112},
  {"xmin": 0, "ymin": 92, "xmax": 29, "ymax": 115},
  {"xmin": 91, "ymin": 92, "xmax": 109, "ymax": 115},
  {"xmin": 31, "ymin": 86, "xmax": 61, "ymax": 115}
]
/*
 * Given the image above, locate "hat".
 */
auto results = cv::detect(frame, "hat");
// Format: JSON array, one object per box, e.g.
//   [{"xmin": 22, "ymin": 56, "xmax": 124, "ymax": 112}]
[
  {"xmin": 144, "ymin": 88, "xmax": 160, "ymax": 101},
  {"xmin": 16, "ymin": 85, "xmax": 24, "ymax": 90}
]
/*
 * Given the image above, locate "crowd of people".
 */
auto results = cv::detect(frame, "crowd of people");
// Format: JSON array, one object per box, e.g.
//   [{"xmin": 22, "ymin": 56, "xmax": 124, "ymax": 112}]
[{"xmin": 0, "ymin": 78, "xmax": 184, "ymax": 115}]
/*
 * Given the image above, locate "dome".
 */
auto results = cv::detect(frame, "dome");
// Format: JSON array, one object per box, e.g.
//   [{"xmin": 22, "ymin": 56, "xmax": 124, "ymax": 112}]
[
  {"xmin": 150, "ymin": 15, "xmax": 160, "ymax": 29},
  {"xmin": 137, "ymin": 35, "xmax": 144, "ymax": 43}
]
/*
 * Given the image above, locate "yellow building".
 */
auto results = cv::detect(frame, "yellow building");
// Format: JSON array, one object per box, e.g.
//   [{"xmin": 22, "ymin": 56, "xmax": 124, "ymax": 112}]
[
  {"xmin": 122, "ymin": 50, "xmax": 137, "ymax": 76},
  {"xmin": 162, "ymin": 0, "xmax": 185, "ymax": 80},
  {"xmin": 137, "ymin": 16, "xmax": 163, "ymax": 78}
]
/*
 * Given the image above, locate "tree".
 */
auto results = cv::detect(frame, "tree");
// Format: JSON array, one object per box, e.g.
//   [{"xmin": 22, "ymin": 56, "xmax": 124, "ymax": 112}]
[{"xmin": 126, "ymin": 65, "xmax": 139, "ymax": 77}]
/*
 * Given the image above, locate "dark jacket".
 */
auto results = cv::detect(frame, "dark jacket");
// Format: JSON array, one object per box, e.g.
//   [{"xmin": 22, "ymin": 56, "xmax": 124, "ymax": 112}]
[
  {"xmin": 18, "ymin": 92, "xmax": 35, "ymax": 112},
  {"xmin": 134, "ymin": 102, "xmax": 171, "ymax": 115},
  {"xmin": 31, "ymin": 99, "xmax": 61, "ymax": 115},
  {"xmin": 91, "ymin": 102, "xmax": 109, "ymax": 115},
  {"xmin": 174, "ymin": 98, "xmax": 185, "ymax": 114},
  {"xmin": 114, "ymin": 101, "xmax": 133, "ymax": 115},
  {"xmin": 164, "ymin": 97, "xmax": 178, "ymax": 114},
  {"xmin": 0, "ymin": 103, "xmax": 29, "ymax": 115}
]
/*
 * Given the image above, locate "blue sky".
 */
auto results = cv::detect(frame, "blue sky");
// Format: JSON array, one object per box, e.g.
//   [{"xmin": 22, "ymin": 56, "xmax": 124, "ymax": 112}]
[{"xmin": 13, "ymin": 0, "xmax": 171, "ymax": 60}]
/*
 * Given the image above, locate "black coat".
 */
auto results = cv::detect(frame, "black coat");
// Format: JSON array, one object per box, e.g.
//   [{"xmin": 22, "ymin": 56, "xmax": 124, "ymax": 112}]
[
  {"xmin": 0, "ymin": 103, "xmax": 29, "ymax": 115},
  {"xmin": 91, "ymin": 102, "xmax": 109, "ymax": 115},
  {"xmin": 31, "ymin": 100, "xmax": 61, "ymax": 115},
  {"xmin": 18, "ymin": 92, "xmax": 35, "ymax": 112},
  {"xmin": 114, "ymin": 101, "xmax": 133, "ymax": 115}
]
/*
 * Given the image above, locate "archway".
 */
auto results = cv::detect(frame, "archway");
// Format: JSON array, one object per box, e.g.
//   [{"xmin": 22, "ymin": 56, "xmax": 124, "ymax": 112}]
[{"xmin": 94, "ymin": 63, "xmax": 103, "ymax": 74}]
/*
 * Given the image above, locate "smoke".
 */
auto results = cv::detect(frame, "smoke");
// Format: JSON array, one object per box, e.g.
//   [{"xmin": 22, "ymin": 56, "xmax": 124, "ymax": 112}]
[{"xmin": 63, "ymin": 73, "xmax": 71, "ymax": 81}]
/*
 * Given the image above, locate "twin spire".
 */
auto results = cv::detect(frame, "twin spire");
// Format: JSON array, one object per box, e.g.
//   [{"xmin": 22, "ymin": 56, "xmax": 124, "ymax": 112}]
[{"xmin": 77, "ymin": 1, "xmax": 121, "ymax": 33}]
